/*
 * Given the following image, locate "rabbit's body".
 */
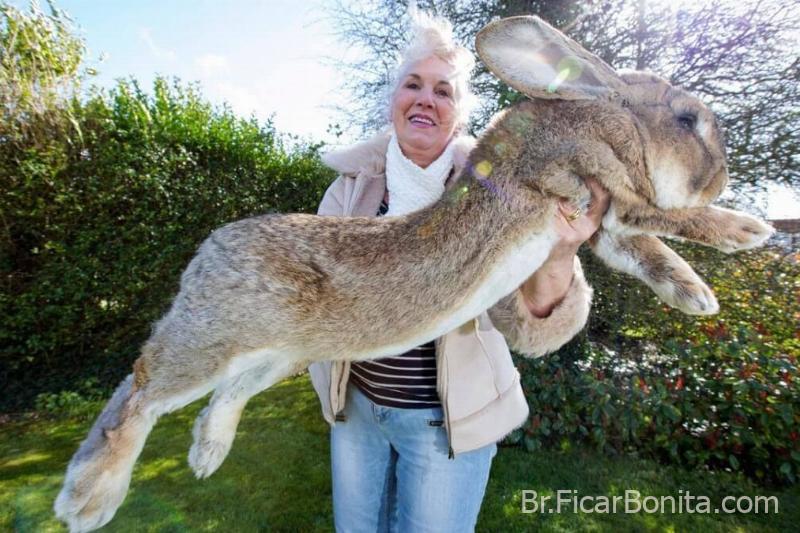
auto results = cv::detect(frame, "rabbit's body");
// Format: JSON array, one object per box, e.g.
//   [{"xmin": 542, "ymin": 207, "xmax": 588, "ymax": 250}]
[
  {"xmin": 151, "ymin": 192, "xmax": 556, "ymax": 367},
  {"xmin": 55, "ymin": 16, "xmax": 774, "ymax": 533}
]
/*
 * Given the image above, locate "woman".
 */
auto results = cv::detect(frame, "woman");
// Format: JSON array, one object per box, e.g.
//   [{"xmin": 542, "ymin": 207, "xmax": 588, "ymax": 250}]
[{"xmin": 309, "ymin": 10, "xmax": 609, "ymax": 533}]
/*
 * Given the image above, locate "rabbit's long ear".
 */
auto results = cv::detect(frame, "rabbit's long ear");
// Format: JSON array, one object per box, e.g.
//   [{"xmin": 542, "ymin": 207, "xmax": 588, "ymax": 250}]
[{"xmin": 476, "ymin": 16, "xmax": 626, "ymax": 101}]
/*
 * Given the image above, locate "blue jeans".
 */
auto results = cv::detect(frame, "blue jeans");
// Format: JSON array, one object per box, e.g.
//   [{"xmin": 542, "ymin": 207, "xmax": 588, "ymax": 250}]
[{"xmin": 331, "ymin": 383, "xmax": 497, "ymax": 533}]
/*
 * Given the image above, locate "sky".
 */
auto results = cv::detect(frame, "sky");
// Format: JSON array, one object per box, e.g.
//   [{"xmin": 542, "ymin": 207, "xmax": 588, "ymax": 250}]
[
  {"xmin": 42, "ymin": 0, "xmax": 354, "ymax": 144},
  {"xmin": 12, "ymin": 0, "xmax": 799, "ymax": 217}
]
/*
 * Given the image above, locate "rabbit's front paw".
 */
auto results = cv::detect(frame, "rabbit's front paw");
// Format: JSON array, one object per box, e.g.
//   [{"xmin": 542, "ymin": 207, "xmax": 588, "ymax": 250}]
[
  {"xmin": 668, "ymin": 278, "xmax": 719, "ymax": 315},
  {"xmin": 717, "ymin": 212, "xmax": 774, "ymax": 253},
  {"xmin": 650, "ymin": 275, "xmax": 719, "ymax": 315}
]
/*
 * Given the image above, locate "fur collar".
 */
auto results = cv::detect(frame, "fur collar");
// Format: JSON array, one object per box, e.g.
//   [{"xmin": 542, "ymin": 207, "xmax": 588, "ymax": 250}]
[{"xmin": 321, "ymin": 128, "xmax": 476, "ymax": 180}]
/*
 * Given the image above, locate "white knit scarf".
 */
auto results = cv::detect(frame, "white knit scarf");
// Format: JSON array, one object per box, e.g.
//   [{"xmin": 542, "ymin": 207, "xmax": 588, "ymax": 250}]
[{"xmin": 384, "ymin": 129, "xmax": 456, "ymax": 216}]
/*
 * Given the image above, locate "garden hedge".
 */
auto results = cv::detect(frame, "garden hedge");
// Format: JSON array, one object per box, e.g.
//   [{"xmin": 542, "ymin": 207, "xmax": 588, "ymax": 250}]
[
  {"xmin": 507, "ymin": 244, "xmax": 800, "ymax": 485},
  {"xmin": 1, "ymin": 78, "xmax": 334, "ymax": 410}
]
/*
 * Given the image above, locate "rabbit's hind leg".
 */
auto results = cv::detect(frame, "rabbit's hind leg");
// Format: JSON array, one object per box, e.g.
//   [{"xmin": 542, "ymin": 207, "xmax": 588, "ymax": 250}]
[
  {"xmin": 189, "ymin": 358, "xmax": 299, "ymax": 479},
  {"xmin": 54, "ymin": 380, "xmax": 213, "ymax": 532},
  {"xmin": 55, "ymin": 342, "xmax": 221, "ymax": 533}
]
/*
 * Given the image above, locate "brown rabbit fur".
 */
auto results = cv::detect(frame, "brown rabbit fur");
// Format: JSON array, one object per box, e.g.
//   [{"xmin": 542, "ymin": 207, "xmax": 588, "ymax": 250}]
[{"xmin": 54, "ymin": 15, "xmax": 773, "ymax": 532}]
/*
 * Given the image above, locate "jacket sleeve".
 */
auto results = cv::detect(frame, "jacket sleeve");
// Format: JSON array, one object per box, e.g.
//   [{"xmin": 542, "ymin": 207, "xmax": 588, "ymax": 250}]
[
  {"xmin": 487, "ymin": 256, "xmax": 593, "ymax": 358},
  {"xmin": 317, "ymin": 175, "xmax": 347, "ymax": 216}
]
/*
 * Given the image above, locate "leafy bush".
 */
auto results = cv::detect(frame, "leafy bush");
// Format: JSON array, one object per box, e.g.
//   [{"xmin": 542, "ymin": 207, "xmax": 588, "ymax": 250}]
[
  {"xmin": 1, "ymin": 4, "xmax": 335, "ymax": 410},
  {"xmin": 33, "ymin": 377, "xmax": 104, "ymax": 419},
  {"xmin": 1, "ymin": 77, "xmax": 334, "ymax": 410},
  {"xmin": 511, "ymin": 245, "xmax": 800, "ymax": 485}
]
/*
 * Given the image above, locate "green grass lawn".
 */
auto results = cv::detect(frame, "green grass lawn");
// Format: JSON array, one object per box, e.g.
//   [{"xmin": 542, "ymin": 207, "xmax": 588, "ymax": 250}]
[{"xmin": 2, "ymin": 375, "xmax": 798, "ymax": 532}]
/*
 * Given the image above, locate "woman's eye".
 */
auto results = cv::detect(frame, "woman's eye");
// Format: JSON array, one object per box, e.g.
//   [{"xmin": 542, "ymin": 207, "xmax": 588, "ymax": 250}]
[
  {"xmin": 406, "ymin": 83, "xmax": 419, "ymax": 89},
  {"xmin": 436, "ymin": 89, "xmax": 451, "ymax": 98}
]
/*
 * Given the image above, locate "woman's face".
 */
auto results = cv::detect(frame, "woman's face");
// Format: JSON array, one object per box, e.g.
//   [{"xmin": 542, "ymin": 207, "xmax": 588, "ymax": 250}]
[{"xmin": 391, "ymin": 55, "xmax": 459, "ymax": 167}]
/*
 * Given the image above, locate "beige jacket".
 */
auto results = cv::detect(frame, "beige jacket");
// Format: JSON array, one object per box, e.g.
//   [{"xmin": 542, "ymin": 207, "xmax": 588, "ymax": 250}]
[{"xmin": 308, "ymin": 130, "xmax": 593, "ymax": 454}]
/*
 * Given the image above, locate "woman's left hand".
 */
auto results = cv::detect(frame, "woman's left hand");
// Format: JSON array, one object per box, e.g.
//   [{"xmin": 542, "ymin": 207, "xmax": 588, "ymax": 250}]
[
  {"xmin": 552, "ymin": 177, "xmax": 611, "ymax": 252},
  {"xmin": 521, "ymin": 177, "xmax": 611, "ymax": 317}
]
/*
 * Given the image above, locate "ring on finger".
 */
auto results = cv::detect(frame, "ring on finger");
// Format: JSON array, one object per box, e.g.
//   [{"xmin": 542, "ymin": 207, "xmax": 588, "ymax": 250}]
[{"xmin": 567, "ymin": 207, "xmax": 582, "ymax": 221}]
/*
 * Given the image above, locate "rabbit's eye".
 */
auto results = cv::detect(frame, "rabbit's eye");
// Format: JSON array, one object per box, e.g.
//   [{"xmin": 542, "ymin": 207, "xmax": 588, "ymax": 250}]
[{"xmin": 677, "ymin": 113, "xmax": 697, "ymax": 131}]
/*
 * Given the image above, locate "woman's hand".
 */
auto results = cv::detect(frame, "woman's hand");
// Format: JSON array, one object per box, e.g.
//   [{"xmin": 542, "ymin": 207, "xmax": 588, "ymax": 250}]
[
  {"xmin": 552, "ymin": 177, "xmax": 612, "ymax": 251},
  {"xmin": 521, "ymin": 177, "xmax": 611, "ymax": 317}
]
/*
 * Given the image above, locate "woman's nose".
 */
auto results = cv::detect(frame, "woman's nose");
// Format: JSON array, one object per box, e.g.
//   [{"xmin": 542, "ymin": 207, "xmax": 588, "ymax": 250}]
[{"xmin": 415, "ymin": 89, "xmax": 434, "ymax": 108}]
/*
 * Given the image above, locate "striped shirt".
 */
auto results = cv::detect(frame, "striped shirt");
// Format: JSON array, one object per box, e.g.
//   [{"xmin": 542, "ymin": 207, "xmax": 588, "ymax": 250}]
[{"xmin": 349, "ymin": 196, "xmax": 441, "ymax": 408}]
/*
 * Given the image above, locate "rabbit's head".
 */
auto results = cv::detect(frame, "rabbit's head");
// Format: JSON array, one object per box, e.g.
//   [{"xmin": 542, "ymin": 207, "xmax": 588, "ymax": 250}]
[{"xmin": 475, "ymin": 16, "xmax": 728, "ymax": 209}]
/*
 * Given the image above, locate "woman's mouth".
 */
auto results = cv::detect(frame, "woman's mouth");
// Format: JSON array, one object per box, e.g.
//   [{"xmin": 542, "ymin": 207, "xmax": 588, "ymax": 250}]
[{"xmin": 409, "ymin": 115, "xmax": 436, "ymax": 128}]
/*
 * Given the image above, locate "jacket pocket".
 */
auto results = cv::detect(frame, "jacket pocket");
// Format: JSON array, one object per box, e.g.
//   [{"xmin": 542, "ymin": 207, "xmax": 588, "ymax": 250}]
[{"xmin": 441, "ymin": 318, "xmax": 505, "ymax": 422}]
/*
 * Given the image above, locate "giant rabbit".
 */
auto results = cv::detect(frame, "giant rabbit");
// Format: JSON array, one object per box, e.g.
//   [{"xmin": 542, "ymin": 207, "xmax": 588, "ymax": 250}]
[{"xmin": 55, "ymin": 15, "xmax": 773, "ymax": 532}]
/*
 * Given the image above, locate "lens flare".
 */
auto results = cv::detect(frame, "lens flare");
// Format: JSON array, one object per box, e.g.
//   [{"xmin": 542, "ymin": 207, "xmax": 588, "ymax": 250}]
[
  {"xmin": 547, "ymin": 56, "xmax": 583, "ymax": 93},
  {"xmin": 508, "ymin": 113, "xmax": 532, "ymax": 135},
  {"xmin": 475, "ymin": 160, "xmax": 493, "ymax": 178},
  {"xmin": 416, "ymin": 209, "xmax": 446, "ymax": 238}
]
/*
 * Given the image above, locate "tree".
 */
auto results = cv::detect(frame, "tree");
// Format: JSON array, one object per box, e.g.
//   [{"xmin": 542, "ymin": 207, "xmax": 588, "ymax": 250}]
[
  {"xmin": 325, "ymin": 0, "xmax": 582, "ymax": 135},
  {"xmin": 327, "ymin": 0, "xmax": 799, "ymax": 188},
  {"xmin": 570, "ymin": 0, "xmax": 800, "ymax": 188},
  {"xmin": 0, "ymin": 0, "xmax": 89, "ymax": 148}
]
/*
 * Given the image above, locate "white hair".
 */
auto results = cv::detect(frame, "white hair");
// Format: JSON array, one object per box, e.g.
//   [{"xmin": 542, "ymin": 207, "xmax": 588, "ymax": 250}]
[{"xmin": 386, "ymin": 6, "xmax": 477, "ymax": 130}]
